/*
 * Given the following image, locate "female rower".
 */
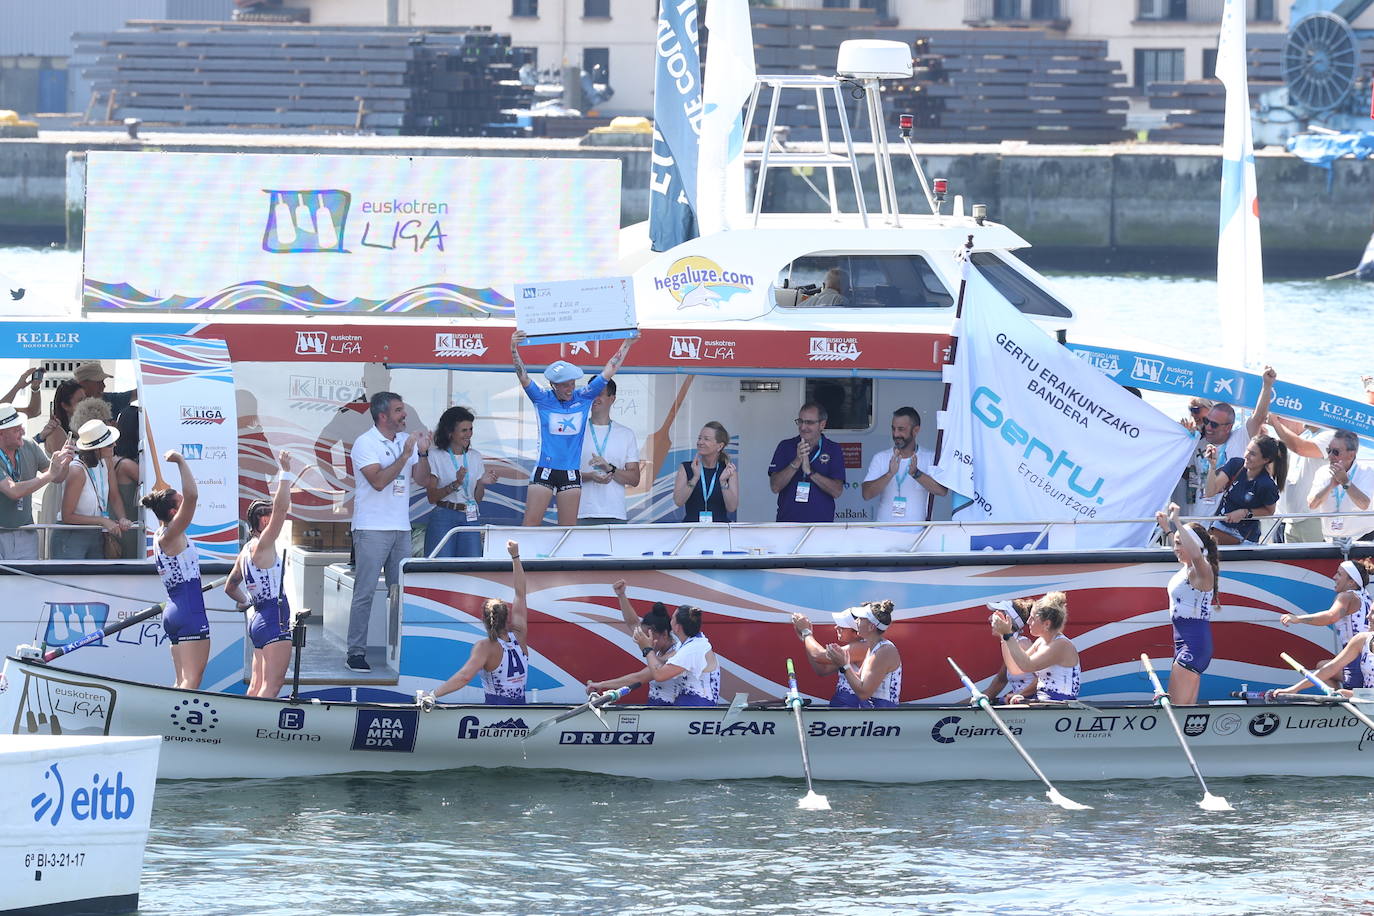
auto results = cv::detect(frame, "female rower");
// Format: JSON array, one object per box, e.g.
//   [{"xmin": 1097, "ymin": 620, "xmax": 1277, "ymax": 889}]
[
  {"xmin": 225, "ymin": 451, "xmax": 294, "ymax": 697},
  {"xmin": 673, "ymin": 421, "xmax": 738, "ymax": 523},
  {"xmin": 1204, "ymin": 434, "xmax": 1286, "ymax": 545},
  {"xmin": 1279, "ymin": 558, "xmax": 1373, "ymax": 689},
  {"xmin": 141, "ymin": 451, "xmax": 208, "ymax": 689},
  {"xmin": 984, "ymin": 598, "xmax": 1038, "ymax": 704},
  {"xmin": 1155, "ymin": 501, "xmax": 1220, "ymax": 705},
  {"xmin": 823, "ymin": 600, "xmax": 902, "ymax": 707},
  {"xmin": 990, "ymin": 592, "xmax": 1080, "ymax": 702},
  {"xmin": 1273, "ymin": 628, "xmax": 1374, "ymax": 700},
  {"xmin": 430, "ymin": 540, "xmax": 529, "ymax": 704},
  {"xmin": 421, "ymin": 405, "xmax": 497, "ymax": 558},
  {"xmin": 585, "ymin": 579, "xmax": 680, "ymax": 705},
  {"xmin": 637, "ymin": 604, "xmax": 719, "ymax": 706},
  {"xmin": 791, "ymin": 607, "xmax": 869, "ymax": 706},
  {"xmin": 54, "ymin": 418, "xmax": 131, "ymax": 559}
]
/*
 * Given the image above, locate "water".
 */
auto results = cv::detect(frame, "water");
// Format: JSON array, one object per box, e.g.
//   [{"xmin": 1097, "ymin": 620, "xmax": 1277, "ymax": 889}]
[
  {"xmin": 4, "ymin": 244, "xmax": 1372, "ymax": 914},
  {"xmin": 140, "ymin": 770, "xmax": 1368, "ymax": 915}
]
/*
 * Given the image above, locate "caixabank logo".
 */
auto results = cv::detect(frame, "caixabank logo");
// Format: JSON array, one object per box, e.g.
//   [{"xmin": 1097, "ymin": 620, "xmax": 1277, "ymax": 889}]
[{"xmin": 262, "ymin": 189, "xmax": 351, "ymax": 254}]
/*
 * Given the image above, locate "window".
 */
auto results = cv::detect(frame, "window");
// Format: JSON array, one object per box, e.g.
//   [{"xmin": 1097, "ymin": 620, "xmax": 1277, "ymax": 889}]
[
  {"xmin": 512, "ymin": 0, "xmax": 538, "ymax": 18},
  {"xmin": 584, "ymin": 0, "xmax": 609, "ymax": 17},
  {"xmin": 1134, "ymin": 48, "xmax": 1184, "ymax": 90},
  {"xmin": 513, "ymin": 46, "xmax": 538, "ymax": 67},
  {"xmin": 993, "ymin": 0, "xmax": 1021, "ymax": 17},
  {"xmin": 583, "ymin": 47, "xmax": 610, "ymax": 82},
  {"xmin": 775, "ymin": 254, "xmax": 954, "ymax": 309},
  {"xmin": 859, "ymin": 0, "xmax": 890, "ymax": 18},
  {"xmin": 805, "ymin": 378, "xmax": 873, "ymax": 432},
  {"xmin": 1202, "ymin": 48, "xmax": 1217, "ymax": 80},
  {"xmin": 968, "ymin": 253, "xmax": 1073, "ymax": 319},
  {"xmin": 1254, "ymin": 0, "xmax": 1275, "ymax": 21},
  {"xmin": 822, "ymin": 0, "xmax": 850, "ymax": 8},
  {"xmin": 1137, "ymin": 0, "xmax": 1186, "ymax": 20}
]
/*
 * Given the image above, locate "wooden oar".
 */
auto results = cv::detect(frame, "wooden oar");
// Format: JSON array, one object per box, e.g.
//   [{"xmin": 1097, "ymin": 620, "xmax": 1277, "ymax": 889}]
[
  {"xmin": 785, "ymin": 658, "xmax": 830, "ymax": 810},
  {"xmin": 638, "ymin": 374, "xmax": 695, "ymax": 485},
  {"xmin": 1280, "ymin": 652, "xmax": 1374, "ymax": 732},
  {"xmin": 1139, "ymin": 654, "xmax": 1232, "ymax": 811},
  {"xmin": 947, "ymin": 657, "xmax": 1091, "ymax": 811},
  {"xmin": 521, "ymin": 686, "xmax": 631, "ymax": 739},
  {"xmin": 142, "ymin": 409, "xmax": 169, "ymax": 492},
  {"xmin": 41, "ymin": 576, "xmax": 228, "ymax": 662}
]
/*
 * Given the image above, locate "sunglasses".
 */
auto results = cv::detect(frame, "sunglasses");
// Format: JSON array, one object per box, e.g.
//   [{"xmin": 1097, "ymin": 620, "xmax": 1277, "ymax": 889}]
[
  {"xmin": 1327, "ymin": 448, "xmax": 1347, "ymax": 457},
  {"xmin": 1188, "ymin": 405, "xmax": 1206, "ymax": 415},
  {"xmin": 795, "ymin": 418, "xmax": 820, "ymax": 426},
  {"xmin": 1201, "ymin": 419, "xmax": 1227, "ymax": 429}
]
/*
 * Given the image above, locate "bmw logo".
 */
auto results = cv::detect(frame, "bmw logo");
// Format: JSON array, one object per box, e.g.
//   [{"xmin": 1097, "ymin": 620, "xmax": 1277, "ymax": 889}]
[{"xmin": 1248, "ymin": 712, "xmax": 1280, "ymax": 738}]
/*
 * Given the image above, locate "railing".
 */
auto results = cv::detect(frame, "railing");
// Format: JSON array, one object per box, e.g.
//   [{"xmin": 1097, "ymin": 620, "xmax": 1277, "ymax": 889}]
[
  {"xmin": 1136, "ymin": 0, "xmax": 1277, "ymax": 23},
  {"xmin": 964, "ymin": 0, "xmax": 1067, "ymax": 25}
]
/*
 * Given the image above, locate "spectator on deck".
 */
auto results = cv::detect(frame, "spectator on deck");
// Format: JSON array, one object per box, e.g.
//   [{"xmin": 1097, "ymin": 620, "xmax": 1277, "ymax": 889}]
[
  {"xmin": 1269, "ymin": 417, "xmax": 1335, "ymax": 543},
  {"xmin": 347, "ymin": 392, "xmax": 434, "ymax": 672},
  {"xmin": 862, "ymin": 407, "xmax": 946, "ymax": 523},
  {"xmin": 803, "ymin": 268, "xmax": 848, "ymax": 307},
  {"xmin": 768, "ymin": 402, "xmax": 845, "ymax": 523},
  {"xmin": 112, "ymin": 405, "xmax": 142, "ymax": 558},
  {"xmin": 1302, "ymin": 429, "xmax": 1374, "ymax": 542},
  {"xmin": 37, "ymin": 379, "xmax": 86, "ymax": 456},
  {"xmin": 73, "ymin": 362, "xmax": 135, "ymax": 420},
  {"xmin": 1186, "ymin": 367, "xmax": 1276, "ymax": 518},
  {"xmin": 674, "ymin": 421, "xmax": 738, "ymax": 523},
  {"xmin": 55, "ymin": 419, "xmax": 131, "ymax": 560},
  {"xmin": 578, "ymin": 379, "xmax": 642, "ymax": 525},
  {"xmin": 0, "ymin": 402, "xmax": 74, "ymax": 560},
  {"xmin": 1204, "ymin": 434, "xmax": 1287, "ymax": 545},
  {"xmin": 420, "ymin": 406, "xmax": 498, "ymax": 558},
  {"xmin": 1, "ymin": 368, "xmax": 42, "ymax": 420}
]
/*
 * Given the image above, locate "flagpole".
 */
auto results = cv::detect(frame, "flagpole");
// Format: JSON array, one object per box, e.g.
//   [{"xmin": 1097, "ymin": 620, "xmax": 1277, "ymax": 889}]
[{"xmin": 931, "ymin": 233, "xmax": 975, "ymax": 520}]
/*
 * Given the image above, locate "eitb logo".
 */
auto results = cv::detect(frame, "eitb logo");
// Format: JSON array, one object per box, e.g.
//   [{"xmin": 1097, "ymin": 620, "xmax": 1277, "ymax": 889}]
[{"xmin": 262, "ymin": 189, "xmax": 351, "ymax": 253}]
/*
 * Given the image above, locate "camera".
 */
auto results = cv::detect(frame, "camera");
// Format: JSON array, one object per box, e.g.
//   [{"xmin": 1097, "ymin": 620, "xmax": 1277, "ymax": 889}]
[{"xmin": 32, "ymin": 368, "xmax": 45, "ymax": 383}]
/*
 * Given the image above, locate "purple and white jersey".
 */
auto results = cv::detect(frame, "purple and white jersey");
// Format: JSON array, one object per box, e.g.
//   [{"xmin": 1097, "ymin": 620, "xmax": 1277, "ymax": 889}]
[
  {"xmin": 480, "ymin": 632, "xmax": 528, "ymax": 704},
  {"xmin": 1169, "ymin": 566, "xmax": 1213, "ymax": 622},
  {"xmin": 1034, "ymin": 635, "xmax": 1081, "ymax": 701}
]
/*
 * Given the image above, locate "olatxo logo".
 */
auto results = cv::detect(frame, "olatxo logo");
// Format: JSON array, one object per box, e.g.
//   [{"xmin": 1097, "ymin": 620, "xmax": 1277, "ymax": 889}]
[
  {"xmin": 30, "ymin": 762, "xmax": 137, "ymax": 826},
  {"xmin": 170, "ymin": 697, "xmax": 219, "ymax": 734},
  {"xmin": 1248, "ymin": 712, "xmax": 1280, "ymax": 737}
]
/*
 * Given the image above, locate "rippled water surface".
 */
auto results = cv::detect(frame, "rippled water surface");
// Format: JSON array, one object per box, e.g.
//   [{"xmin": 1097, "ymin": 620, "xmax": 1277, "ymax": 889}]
[{"xmin": 137, "ymin": 770, "xmax": 1373, "ymax": 916}]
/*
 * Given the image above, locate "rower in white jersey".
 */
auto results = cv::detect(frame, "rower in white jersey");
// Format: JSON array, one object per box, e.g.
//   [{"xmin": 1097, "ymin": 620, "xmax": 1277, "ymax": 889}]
[
  {"xmin": 141, "ymin": 450, "xmax": 209, "ymax": 690},
  {"xmin": 991, "ymin": 592, "xmax": 1080, "ymax": 703},
  {"xmin": 642, "ymin": 604, "xmax": 720, "ymax": 706},
  {"xmin": 1279, "ymin": 558, "xmax": 1374, "ymax": 689},
  {"xmin": 1274, "ymin": 617, "xmax": 1374, "ymax": 700},
  {"xmin": 824, "ymin": 600, "xmax": 902, "ymax": 707},
  {"xmin": 428, "ymin": 540, "xmax": 531, "ymax": 705},
  {"xmin": 984, "ymin": 598, "xmax": 1038, "ymax": 704},
  {"xmin": 586, "ymin": 580, "xmax": 682, "ymax": 706},
  {"xmin": 791, "ymin": 607, "xmax": 869, "ymax": 707},
  {"xmin": 225, "ymin": 451, "xmax": 294, "ymax": 698}
]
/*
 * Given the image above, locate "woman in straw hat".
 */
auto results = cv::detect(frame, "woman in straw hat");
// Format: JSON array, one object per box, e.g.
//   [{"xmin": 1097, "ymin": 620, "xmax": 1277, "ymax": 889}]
[{"xmin": 54, "ymin": 418, "xmax": 132, "ymax": 560}]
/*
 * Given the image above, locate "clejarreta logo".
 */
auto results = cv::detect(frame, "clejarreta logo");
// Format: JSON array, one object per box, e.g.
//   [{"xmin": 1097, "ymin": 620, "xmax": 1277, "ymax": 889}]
[
  {"xmin": 30, "ymin": 762, "xmax": 136, "ymax": 826},
  {"xmin": 971, "ymin": 386, "xmax": 1105, "ymax": 501}
]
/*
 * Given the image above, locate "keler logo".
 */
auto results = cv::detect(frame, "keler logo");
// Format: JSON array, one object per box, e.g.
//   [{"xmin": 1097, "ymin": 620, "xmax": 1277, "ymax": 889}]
[{"xmin": 1248, "ymin": 712, "xmax": 1280, "ymax": 737}]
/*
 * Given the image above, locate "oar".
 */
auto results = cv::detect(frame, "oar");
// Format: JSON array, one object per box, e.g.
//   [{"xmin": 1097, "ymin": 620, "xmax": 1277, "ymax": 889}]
[
  {"xmin": 41, "ymin": 576, "xmax": 228, "ymax": 662},
  {"xmin": 785, "ymin": 658, "xmax": 830, "ymax": 810},
  {"xmin": 142, "ymin": 410, "xmax": 170, "ymax": 492},
  {"xmin": 1139, "ymin": 654, "xmax": 1232, "ymax": 812},
  {"xmin": 522, "ymin": 686, "xmax": 631, "ymax": 740},
  {"xmin": 1280, "ymin": 652, "xmax": 1374, "ymax": 732},
  {"xmin": 947, "ymin": 657, "xmax": 1091, "ymax": 811}
]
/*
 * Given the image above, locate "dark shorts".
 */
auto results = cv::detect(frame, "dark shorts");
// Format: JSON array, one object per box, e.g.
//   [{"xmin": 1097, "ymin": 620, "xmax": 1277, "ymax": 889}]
[
  {"xmin": 248, "ymin": 599, "xmax": 291, "ymax": 650},
  {"xmin": 1173, "ymin": 616, "xmax": 1213, "ymax": 675},
  {"xmin": 1342, "ymin": 659, "xmax": 1366, "ymax": 690},
  {"xmin": 530, "ymin": 467, "xmax": 581, "ymax": 492},
  {"xmin": 163, "ymin": 600, "xmax": 210, "ymax": 645}
]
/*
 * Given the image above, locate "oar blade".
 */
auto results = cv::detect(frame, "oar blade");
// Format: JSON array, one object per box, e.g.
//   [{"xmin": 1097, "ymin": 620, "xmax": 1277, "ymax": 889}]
[
  {"xmin": 1045, "ymin": 788, "xmax": 1092, "ymax": 811},
  {"xmin": 1199, "ymin": 792, "xmax": 1233, "ymax": 812},
  {"xmin": 797, "ymin": 790, "xmax": 831, "ymax": 811}
]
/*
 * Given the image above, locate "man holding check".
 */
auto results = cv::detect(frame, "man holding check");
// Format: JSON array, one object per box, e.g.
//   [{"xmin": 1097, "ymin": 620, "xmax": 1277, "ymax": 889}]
[{"xmin": 511, "ymin": 331, "xmax": 636, "ymax": 527}]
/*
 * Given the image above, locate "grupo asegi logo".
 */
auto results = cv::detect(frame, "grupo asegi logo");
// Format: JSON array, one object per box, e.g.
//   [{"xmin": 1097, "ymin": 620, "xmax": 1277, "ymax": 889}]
[{"xmin": 30, "ymin": 762, "xmax": 137, "ymax": 826}]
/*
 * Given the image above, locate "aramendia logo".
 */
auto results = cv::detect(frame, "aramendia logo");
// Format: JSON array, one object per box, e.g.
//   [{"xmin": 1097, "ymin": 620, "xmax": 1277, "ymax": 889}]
[{"xmin": 30, "ymin": 761, "xmax": 137, "ymax": 826}]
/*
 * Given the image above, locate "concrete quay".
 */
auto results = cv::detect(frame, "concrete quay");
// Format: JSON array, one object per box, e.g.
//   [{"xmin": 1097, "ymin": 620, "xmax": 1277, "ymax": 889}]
[{"xmin": 0, "ymin": 131, "xmax": 1370, "ymax": 273}]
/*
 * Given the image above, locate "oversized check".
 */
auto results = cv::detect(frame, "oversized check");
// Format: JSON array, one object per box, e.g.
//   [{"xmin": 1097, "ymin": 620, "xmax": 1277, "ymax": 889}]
[{"xmin": 514, "ymin": 276, "xmax": 637, "ymax": 345}]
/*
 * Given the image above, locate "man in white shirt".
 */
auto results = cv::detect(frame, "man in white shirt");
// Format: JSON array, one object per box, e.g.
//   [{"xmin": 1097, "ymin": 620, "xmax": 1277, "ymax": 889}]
[
  {"xmin": 1269, "ymin": 418, "xmax": 1334, "ymax": 543},
  {"xmin": 578, "ymin": 379, "xmax": 642, "ymax": 525},
  {"xmin": 346, "ymin": 391, "xmax": 434, "ymax": 672},
  {"xmin": 862, "ymin": 407, "xmax": 947, "ymax": 523},
  {"xmin": 1303, "ymin": 429, "xmax": 1374, "ymax": 542},
  {"xmin": 1186, "ymin": 367, "xmax": 1275, "ymax": 518}
]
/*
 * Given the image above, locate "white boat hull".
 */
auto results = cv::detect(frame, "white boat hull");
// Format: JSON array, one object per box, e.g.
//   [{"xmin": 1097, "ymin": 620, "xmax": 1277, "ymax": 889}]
[{"xmin": 5, "ymin": 657, "xmax": 1373, "ymax": 784}]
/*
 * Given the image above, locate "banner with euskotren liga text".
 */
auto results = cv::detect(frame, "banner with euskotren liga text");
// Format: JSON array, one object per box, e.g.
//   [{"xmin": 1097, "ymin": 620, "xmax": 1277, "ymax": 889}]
[{"xmin": 931, "ymin": 268, "xmax": 1195, "ymax": 548}]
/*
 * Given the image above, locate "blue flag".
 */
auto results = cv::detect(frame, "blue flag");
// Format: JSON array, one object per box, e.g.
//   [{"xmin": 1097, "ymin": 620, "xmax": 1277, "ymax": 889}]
[{"xmin": 650, "ymin": 0, "xmax": 703, "ymax": 252}]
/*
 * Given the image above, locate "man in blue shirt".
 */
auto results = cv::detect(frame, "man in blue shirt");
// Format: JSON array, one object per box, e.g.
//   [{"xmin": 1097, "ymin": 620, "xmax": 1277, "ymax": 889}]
[
  {"xmin": 768, "ymin": 401, "xmax": 846, "ymax": 522},
  {"xmin": 511, "ymin": 330, "xmax": 635, "ymax": 526}
]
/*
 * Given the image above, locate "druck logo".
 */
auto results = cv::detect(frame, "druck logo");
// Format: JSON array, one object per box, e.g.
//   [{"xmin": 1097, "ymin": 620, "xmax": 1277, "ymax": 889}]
[{"xmin": 30, "ymin": 762, "xmax": 137, "ymax": 826}]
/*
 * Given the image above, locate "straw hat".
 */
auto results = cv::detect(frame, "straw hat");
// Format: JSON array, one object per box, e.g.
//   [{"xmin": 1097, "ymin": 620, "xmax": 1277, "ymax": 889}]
[
  {"xmin": 73, "ymin": 362, "xmax": 113, "ymax": 383},
  {"xmin": 0, "ymin": 402, "xmax": 21, "ymax": 431},
  {"xmin": 75, "ymin": 418, "xmax": 120, "ymax": 451}
]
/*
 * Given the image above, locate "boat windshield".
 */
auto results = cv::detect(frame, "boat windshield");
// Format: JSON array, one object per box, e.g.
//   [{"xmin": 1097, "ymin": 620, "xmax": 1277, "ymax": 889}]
[
  {"xmin": 969, "ymin": 252, "xmax": 1073, "ymax": 319},
  {"xmin": 775, "ymin": 253, "xmax": 954, "ymax": 309}
]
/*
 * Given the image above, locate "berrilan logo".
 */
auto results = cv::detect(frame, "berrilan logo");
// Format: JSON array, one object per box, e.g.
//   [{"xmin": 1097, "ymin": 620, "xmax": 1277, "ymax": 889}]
[
  {"xmin": 809, "ymin": 337, "xmax": 861, "ymax": 362},
  {"xmin": 435, "ymin": 333, "xmax": 488, "ymax": 358},
  {"xmin": 179, "ymin": 406, "xmax": 225, "ymax": 426}
]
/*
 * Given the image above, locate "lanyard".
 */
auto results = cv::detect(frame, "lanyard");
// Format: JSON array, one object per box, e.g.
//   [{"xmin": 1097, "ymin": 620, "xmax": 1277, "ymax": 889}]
[
  {"xmin": 894, "ymin": 450, "xmax": 915, "ymax": 496},
  {"xmin": 590, "ymin": 423, "xmax": 611, "ymax": 458},
  {"xmin": 700, "ymin": 464, "xmax": 720, "ymax": 505},
  {"xmin": 447, "ymin": 448, "xmax": 470, "ymax": 499},
  {"xmin": 1334, "ymin": 478, "xmax": 1345, "ymax": 512},
  {"xmin": 0, "ymin": 447, "xmax": 16, "ymax": 481}
]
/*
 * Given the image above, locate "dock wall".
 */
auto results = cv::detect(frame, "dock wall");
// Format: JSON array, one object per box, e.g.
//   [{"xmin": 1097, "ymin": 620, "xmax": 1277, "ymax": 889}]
[{"xmin": 1, "ymin": 134, "xmax": 1370, "ymax": 271}]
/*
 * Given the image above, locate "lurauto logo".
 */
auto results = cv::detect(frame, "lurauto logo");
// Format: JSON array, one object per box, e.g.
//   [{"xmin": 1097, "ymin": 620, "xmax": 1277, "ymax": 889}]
[{"xmin": 30, "ymin": 762, "xmax": 137, "ymax": 826}]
